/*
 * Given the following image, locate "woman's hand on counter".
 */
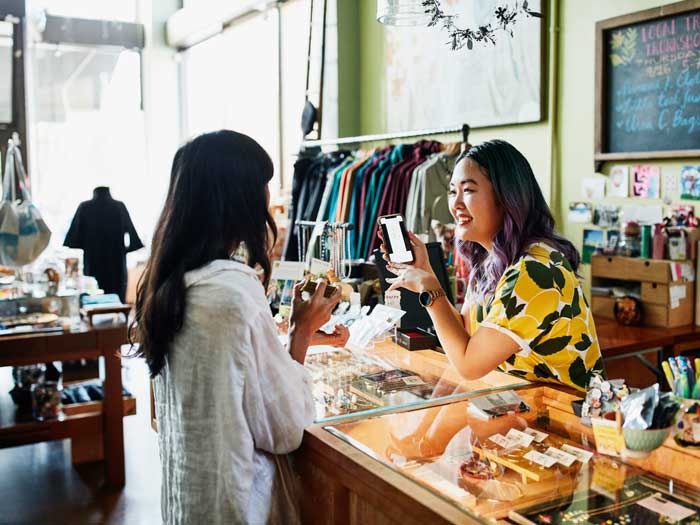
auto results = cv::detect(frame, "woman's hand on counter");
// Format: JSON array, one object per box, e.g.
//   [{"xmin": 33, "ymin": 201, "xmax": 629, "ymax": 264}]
[{"xmin": 310, "ymin": 325, "xmax": 350, "ymax": 347}]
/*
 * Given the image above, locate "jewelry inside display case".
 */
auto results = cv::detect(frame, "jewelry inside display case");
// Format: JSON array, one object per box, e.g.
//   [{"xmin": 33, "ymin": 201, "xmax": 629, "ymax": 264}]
[{"xmin": 324, "ymin": 386, "xmax": 700, "ymax": 524}]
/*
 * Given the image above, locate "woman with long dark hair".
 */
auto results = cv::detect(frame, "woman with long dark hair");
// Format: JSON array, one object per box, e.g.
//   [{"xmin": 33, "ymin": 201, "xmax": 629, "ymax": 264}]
[
  {"xmin": 133, "ymin": 130, "xmax": 342, "ymax": 524},
  {"xmin": 383, "ymin": 140, "xmax": 604, "ymax": 391}
]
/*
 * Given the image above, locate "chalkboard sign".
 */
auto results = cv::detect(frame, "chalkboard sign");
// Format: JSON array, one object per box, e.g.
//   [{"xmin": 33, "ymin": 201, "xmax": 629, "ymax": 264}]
[{"xmin": 596, "ymin": 1, "xmax": 700, "ymax": 163}]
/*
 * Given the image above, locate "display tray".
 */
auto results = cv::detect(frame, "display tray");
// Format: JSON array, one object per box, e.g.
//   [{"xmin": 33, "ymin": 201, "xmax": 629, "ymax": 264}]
[
  {"xmin": 325, "ymin": 386, "xmax": 700, "ymax": 524},
  {"xmin": 304, "ymin": 341, "xmax": 530, "ymax": 423}
]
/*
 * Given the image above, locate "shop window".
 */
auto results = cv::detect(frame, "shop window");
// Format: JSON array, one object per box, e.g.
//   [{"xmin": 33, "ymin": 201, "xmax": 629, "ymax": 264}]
[
  {"xmin": 180, "ymin": 0, "xmax": 334, "ymax": 195},
  {"xmin": 27, "ymin": 0, "xmax": 139, "ymax": 23},
  {"xmin": 26, "ymin": 45, "xmax": 149, "ymax": 248},
  {"xmin": 0, "ymin": 21, "xmax": 12, "ymax": 124},
  {"xmin": 181, "ymin": 9, "xmax": 281, "ymax": 194}
]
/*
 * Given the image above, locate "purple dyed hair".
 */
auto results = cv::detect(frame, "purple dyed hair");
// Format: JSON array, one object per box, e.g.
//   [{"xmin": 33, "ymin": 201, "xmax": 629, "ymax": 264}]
[{"xmin": 456, "ymin": 140, "xmax": 580, "ymax": 303}]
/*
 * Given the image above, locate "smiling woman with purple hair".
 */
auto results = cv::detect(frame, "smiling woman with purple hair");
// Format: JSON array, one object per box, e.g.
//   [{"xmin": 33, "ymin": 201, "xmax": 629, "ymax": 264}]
[{"xmin": 382, "ymin": 140, "xmax": 605, "ymax": 391}]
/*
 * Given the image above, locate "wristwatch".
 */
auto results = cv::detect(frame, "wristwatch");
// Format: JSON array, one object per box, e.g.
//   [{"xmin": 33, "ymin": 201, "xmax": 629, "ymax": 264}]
[{"xmin": 418, "ymin": 288, "xmax": 446, "ymax": 308}]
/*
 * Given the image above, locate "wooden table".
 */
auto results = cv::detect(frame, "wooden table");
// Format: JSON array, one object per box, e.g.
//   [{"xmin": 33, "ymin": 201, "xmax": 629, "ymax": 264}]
[
  {"xmin": 0, "ymin": 323, "xmax": 128, "ymax": 488},
  {"xmin": 594, "ymin": 315, "xmax": 700, "ymax": 384}
]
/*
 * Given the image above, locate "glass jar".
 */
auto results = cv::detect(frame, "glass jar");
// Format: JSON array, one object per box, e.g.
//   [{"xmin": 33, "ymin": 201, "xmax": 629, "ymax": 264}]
[
  {"xmin": 376, "ymin": 0, "xmax": 431, "ymax": 26},
  {"xmin": 31, "ymin": 381, "xmax": 62, "ymax": 421},
  {"xmin": 618, "ymin": 221, "xmax": 641, "ymax": 257}
]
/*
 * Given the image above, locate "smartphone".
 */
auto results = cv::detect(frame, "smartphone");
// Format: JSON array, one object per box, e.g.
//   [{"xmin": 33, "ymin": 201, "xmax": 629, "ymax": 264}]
[{"xmin": 378, "ymin": 214, "xmax": 415, "ymax": 264}]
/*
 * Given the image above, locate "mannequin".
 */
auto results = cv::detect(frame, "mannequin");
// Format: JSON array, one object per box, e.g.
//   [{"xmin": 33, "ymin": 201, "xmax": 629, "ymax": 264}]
[{"xmin": 64, "ymin": 187, "xmax": 143, "ymax": 302}]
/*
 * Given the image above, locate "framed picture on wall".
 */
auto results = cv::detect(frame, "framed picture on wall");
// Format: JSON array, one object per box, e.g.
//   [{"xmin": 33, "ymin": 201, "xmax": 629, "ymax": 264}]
[
  {"xmin": 383, "ymin": 0, "xmax": 545, "ymax": 134},
  {"xmin": 595, "ymin": 1, "xmax": 700, "ymax": 170}
]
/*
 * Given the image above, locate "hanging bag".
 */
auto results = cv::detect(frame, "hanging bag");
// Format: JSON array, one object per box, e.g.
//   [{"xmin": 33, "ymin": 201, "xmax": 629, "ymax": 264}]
[
  {"xmin": 0, "ymin": 140, "xmax": 51, "ymax": 266},
  {"xmin": 300, "ymin": 0, "xmax": 327, "ymax": 138}
]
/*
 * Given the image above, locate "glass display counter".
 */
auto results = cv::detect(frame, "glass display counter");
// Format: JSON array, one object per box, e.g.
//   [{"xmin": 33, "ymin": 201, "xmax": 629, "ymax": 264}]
[
  {"xmin": 305, "ymin": 340, "xmax": 530, "ymax": 423},
  {"xmin": 325, "ymin": 386, "xmax": 700, "ymax": 524}
]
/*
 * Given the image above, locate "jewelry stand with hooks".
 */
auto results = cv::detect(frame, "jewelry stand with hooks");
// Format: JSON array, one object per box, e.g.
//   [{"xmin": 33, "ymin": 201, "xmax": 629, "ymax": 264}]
[{"xmin": 296, "ymin": 220, "xmax": 353, "ymax": 279}]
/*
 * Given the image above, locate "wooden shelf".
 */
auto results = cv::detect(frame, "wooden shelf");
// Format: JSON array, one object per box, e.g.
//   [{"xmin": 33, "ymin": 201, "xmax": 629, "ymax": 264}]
[
  {"xmin": 0, "ymin": 395, "xmax": 136, "ymax": 450},
  {"xmin": 0, "ymin": 412, "xmax": 102, "ymax": 449},
  {"xmin": 0, "ymin": 324, "xmax": 128, "ymax": 487},
  {"xmin": 63, "ymin": 396, "xmax": 136, "ymax": 418}
]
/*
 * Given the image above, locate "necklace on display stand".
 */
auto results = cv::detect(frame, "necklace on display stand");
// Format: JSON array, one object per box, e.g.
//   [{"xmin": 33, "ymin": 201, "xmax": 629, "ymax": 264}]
[
  {"xmin": 297, "ymin": 223, "xmax": 311, "ymax": 267},
  {"xmin": 337, "ymin": 225, "xmax": 350, "ymax": 280}
]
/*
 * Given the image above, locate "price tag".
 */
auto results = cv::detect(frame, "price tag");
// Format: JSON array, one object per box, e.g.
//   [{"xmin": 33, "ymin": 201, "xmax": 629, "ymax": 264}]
[
  {"xmin": 385, "ymin": 290, "xmax": 402, "ymax": 311},
  {"xmin": 544, "ymin": 447, "xmax": 577, "ymax": 467},
  {"xmin": 309, "ymin": 258, "xmax": 332, "ymax": 276},
  {"xmin": 524, "ymin": 450, "xmax": 557, "ymax": 468},
  {"xmin": 433, "ymin": 479, "xmax": 471, "ymax": 501},
  {"xmin": 402, "ymin": 376, "xmax": 425, "ymax": 386},
  {"xmin": 561, "ymin": 444, "xmax": 594, "ymax": 463},
  {"xmin": 523, "ymin": 428, "xmax": 549, "ymax": 443},
  {"xmin": 271, "ymin": 261, "xmax": 305, "ymax": 281},
  {"xmin": 636, "ymin": 494, "xmax": 697, "ymax": 521},
  {"xmin": 506, "ymin": 428, "xmax": 535, "ymax": 447},
  {"xmin": 591, "ymin": 416, "xmax": 624, "ymax": 456},
  {"xmin": 488, "ymin": 434, "xmax": 516, "ymax": 448},
  {"xmin": 311, "ymin": 221, "xmax": 326, "ymax": 239}
]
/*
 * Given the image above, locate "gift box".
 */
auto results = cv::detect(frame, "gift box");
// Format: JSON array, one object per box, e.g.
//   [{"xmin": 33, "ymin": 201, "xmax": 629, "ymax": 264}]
[{"xmin": 395, "ymin": 327, "xmax": 438, "ymax": 351}]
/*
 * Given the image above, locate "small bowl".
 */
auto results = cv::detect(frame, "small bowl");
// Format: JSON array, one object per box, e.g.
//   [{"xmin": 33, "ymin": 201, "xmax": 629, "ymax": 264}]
[{"xmin": 622, "ymin": 426, "xmax": 673, "ymax": 457}]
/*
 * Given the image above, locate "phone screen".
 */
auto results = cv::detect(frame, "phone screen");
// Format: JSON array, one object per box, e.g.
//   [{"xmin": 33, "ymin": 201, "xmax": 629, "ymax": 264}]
[{"xmin": 379, "ymin": 215, "xmax": 414, "ymax": 263}]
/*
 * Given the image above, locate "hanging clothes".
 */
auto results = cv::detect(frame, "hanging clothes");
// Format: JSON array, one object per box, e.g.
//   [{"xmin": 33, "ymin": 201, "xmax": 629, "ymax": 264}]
[
  {"xmin": 283, "ymin": 149, "xmax": 349, "ymax": 261},
  {"xmin": 348, "ymin": 148, "xmax": 388, "ymax": 259},
  {"xmin": 324, "ymin": 159, "xmax": 352, "ymax": 222},
  {"xmin": 283, "ymin": 139, "xmax": 460, "ymax": 263},
  {"xmin": 282, "ymin": 150, "xmax": 316, "ymax": 261},
  {"xmin": 405, "ymin": 155, "xmax": 435, "ymax": 234},
  {"xmin": 335, "ymin": 153, "xmax": 371, "ymax": 223},
  {"xmin": 406, "ymin": 152, "xmax": 457, "ymax": 240},
  {"xmin": 64, "ymin": 187, "xmax": 144, "ymax": 302},
  {"xmin": 360, "ymin": 145, "xmax": 409, "ymax": 260},
  {"xmin": 421, "ymin": 153, "xmax": 456, "ymax": 240},
  {"xmin": 366, "ymin": 141, "xmax": 440, "ymax": 258}
]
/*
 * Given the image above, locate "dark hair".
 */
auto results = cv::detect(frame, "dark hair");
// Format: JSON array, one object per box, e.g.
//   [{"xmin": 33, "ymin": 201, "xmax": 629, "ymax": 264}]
[
  {"xmin": 131, "ymin": 130, "xmax": 277, "ymax": 378},
  {"xmin": 456, "ymin": 139, "xmax": 579, "ymax": 302}
]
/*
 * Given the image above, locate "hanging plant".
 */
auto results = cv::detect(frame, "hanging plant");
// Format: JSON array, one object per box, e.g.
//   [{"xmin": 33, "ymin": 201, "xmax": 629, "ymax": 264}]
[{"xmin": 421, "ymin": 0, "xmax": 542, "ymax": 51}]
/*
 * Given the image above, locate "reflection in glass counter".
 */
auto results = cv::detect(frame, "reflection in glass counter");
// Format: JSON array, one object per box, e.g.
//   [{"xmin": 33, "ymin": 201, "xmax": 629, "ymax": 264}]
[
  {"xmin": 304, "ymin": 342, "xmax": 530, "ymax": 423},
  {"xmin": 326, "ymin": 386, "xmax": 700, "ymax": 524}
]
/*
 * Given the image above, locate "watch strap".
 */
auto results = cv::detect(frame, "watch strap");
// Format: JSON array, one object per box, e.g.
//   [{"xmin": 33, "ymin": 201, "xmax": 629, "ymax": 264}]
[{"xmin": 422, "ymin": 288, "xmax": 446, "ymax": 307}]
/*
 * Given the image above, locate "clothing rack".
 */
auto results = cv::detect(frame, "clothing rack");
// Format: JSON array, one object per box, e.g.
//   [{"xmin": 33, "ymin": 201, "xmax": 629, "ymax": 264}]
[
  {"xmin": 285, "ymin": 129, "xmax": 470, "ymax": 262},
  {"xmin": 301, "ymin": 124, "xmax": 470, "ymax": 149}
]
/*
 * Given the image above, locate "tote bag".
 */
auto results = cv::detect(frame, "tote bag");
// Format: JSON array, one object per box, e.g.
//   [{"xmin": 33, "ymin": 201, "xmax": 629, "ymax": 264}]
[{"xmin": 0, "ymin": 140, "xmax": 51, "ymax": 266}]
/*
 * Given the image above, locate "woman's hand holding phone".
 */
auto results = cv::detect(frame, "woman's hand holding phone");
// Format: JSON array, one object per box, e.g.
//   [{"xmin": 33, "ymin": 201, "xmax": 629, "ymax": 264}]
[{"xmin": 377, "ymin": 226, "xmax": 440, "ymax": 294}]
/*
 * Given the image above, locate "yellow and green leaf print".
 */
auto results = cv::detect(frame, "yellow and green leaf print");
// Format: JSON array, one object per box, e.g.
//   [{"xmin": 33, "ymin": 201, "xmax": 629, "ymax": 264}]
[
  {"xmin": 470, "ymin": 243, "xmax": 605, "ymax": 391},
  {"xmin": 610, "ymin": 28, "xmax": 637, "ymax": 67}
]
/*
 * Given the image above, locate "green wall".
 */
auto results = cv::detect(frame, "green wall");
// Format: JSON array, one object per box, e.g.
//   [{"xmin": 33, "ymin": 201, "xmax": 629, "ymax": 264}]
[
  {"xmin": 558, "ymin": 0, "xmax": 689, "ymax": 287},
  {"xmin": 346, "ymin": 0, "xmax": 697, "ymax": 289},
  {"xmin": 353, "ymin": 0, "xmax": 555, "ymax": 207},
  {"xmin": 337, "ymin": 1, "xmax": 361, "ymax": 137}
]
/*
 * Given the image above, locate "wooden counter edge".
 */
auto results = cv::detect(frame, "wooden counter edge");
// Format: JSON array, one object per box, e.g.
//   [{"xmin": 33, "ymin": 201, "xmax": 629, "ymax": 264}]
[{"xmin": 298, "ymin": 423, "xmax": 485, "ymax": 525}]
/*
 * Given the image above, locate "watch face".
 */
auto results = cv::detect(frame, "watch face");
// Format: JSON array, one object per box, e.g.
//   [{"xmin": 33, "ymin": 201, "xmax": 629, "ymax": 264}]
[{"xmin": 419, "ymin": 291, "xmax": 431, "ymax": 307}]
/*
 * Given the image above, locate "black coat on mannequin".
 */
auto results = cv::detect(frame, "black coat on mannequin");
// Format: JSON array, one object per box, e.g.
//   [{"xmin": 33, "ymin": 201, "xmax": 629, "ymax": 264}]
[{"xmin": 64, "ymin": 187, "xmax": 144, "ymax": 302}]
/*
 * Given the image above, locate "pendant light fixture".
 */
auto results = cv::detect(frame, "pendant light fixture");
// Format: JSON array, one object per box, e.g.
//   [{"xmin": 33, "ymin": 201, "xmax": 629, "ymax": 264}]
[
  {"xmin": 377, "ymin": 0, "xmax": 542, "ymax": 51},
  {"xmin": 376, "ymin": 0, "xmax": 431, "ymax": 27}
]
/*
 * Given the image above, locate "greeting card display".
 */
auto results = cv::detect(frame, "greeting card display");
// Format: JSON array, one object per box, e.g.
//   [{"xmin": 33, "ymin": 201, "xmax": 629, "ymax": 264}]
[
  {"xmin": 680, "ymin": 166, "xmax": 700, "ymax": 200},
  {"xmin": 608, "ymin": 166, "xmax": 629, "ymax": 198},
  {"xmin": 631, "ymin": 165, "xmax": 660, "ymax": 199}
]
